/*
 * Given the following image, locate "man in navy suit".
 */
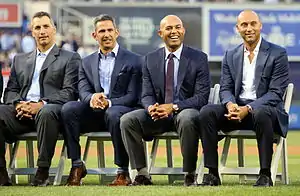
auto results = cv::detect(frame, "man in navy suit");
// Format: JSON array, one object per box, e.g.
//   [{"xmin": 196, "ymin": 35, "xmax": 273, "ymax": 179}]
[
  {"xmin": 61, "ymin": 14, "xmax": 142, "ymax": 186},
  {"xmin": 120, "ymin": 15, "xmax": 210, "ymax": 186},
  {"xmin": 198, "ymin": 10, "xmax": 289, "ymax": 187}
]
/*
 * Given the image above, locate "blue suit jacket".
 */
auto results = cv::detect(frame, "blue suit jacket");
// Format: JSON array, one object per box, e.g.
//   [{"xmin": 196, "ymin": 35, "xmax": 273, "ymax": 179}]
[
  {"xmin": 220, "ymin": 39, "xmax": 290, "ymax": 137},
  {"xmin": 142, "ymin": 45, "xmax": 210, "ymax": 111},
  {"xmin": 79, "ymin": 47, "xmax": 142, "ymax": 107}
]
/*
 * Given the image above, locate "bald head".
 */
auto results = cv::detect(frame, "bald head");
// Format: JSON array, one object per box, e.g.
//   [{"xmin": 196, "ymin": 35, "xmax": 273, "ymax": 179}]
[
  {"xmin": 236, "ymin": 10, "xmax": 262, "ymax": 47},
  {"xmin": 237, "ymin": 10, "xmax": 261, "ymax": 25},
  {"xmin": 158, "ymin": 15, "xmax": 185, "ymax": 52},
  {"xmin": 160, "ymin": 15, "xmax": 183, "ymax": 30}
]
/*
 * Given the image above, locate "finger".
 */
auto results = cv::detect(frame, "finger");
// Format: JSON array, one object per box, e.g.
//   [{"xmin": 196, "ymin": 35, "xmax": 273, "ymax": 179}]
[
  {"xmin": 16, "ymin": 110, "xmax": 23, "ymax": 118},
  {"xmin": 230, "ymin": 116, "xmax": 241, "ymax": 121},
  {"xmin": 22, "ymin": 113, "xmax": 33, "ymax": 119},
  {"xmin": 156, "ymin": 108, "xmax": 166, "ymax": 113},
  {"xmin": 158, "ymin": 113, "xmax": 169, "ymax": 119}
]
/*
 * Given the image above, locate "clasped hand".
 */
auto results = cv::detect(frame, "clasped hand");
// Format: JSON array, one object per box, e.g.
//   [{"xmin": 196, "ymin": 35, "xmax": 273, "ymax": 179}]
[
  {"xmin": 16, "ymin": 101, "xmax": 44, "ymax": 120},
  {"xmin": 224, "ymin": 102, "xmax": 248, "ymax": 122},
  {"xmin": 90, "ymin": 93, "xmax": 109, "ymax": 109},
  {"xmin": 148, "ymin": 103, "xmax": 173, "ymax": 121}
]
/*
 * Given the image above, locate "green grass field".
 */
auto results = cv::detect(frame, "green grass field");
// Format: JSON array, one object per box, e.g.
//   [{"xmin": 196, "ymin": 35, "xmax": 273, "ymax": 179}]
[{"xmin": 1, "ymin": 132, "xmax": 300, "ymax": 196}]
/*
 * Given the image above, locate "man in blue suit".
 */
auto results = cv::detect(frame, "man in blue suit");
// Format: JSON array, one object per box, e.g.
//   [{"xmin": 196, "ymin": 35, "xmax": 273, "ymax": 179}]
[
  {"xmin": 61, "ymin": 14, "xmax": 142, "ymax": 186},
  {"xmin": 120, "ymin": 15, "xmax": 210, "ymax": 186},
  {"xmin": 198, "ymin": 10, "xmax": 289, "ymax": 187}
]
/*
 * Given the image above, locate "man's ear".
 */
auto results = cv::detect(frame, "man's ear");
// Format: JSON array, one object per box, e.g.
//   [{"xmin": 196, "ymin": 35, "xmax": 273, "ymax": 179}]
[
  {"xmin": 158, "ymin": 29, "xmax": 163, "ymax": 38},
  {"xmin": 92, "ymin": 32, "xmax": 96, "ymax": 40}
]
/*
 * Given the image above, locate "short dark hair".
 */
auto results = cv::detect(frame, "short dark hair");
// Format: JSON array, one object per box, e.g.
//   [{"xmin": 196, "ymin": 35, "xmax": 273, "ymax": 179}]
[
  {"xmin": 93, "ymin": 14, "xmax": 117, "ymax": 29},
  {"xmin": 32, "ymin": 11, "xmax": 56, "ymax": 27}
]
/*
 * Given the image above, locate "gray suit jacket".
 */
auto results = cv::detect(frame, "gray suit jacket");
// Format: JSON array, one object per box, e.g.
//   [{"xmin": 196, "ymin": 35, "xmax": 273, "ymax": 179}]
[
  {"xmin": 4, "ymin": 45, "xmax": 81, "ymax": 105},
  {"xmin": 220, "ymin": 39, "xmax": 290, "ymax": 137}
]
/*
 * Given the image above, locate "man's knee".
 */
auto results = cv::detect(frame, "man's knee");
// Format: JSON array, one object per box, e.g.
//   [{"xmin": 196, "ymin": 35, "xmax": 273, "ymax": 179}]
[
  {"xmin": 253, "ymin": 106, "xmax": 275, "ymax": 124},
  {"xmin": 36, "ymin": 104, "xmax": 62, "ymax": 121},
  {"xmin": 105, "ymin": 106, "xmax": 123, "ymax": 122},
  {"xmin": 61, "ymin": 101, "xmax": 83, "ymax": 119},
  {"xmin": 176, "ymin": 109, "xmax": 199, "ymax": 125},
  {"xmin": 199, "ymin": 104, "xmax": 223, "ymax": 121},
  {"xmin": 120, "ymin": 109, "xmax": 143, "ymax": 131}
]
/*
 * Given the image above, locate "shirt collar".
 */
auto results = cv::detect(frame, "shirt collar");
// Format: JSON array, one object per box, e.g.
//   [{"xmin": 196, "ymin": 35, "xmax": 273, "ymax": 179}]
[
  {"xmin": 164, "ymin": 44, "xmax": 183, "ymax": 60},
  {"xmin": 244, "ymin": 36, "xmax": 262, "ymax": 53},
  {"xmin": 36, "ymin": 44, "xmax": 55, "ymax": 57},
  {"xmin": 98, "ymin": 43, "xmax": 119, "ymax": 58}
]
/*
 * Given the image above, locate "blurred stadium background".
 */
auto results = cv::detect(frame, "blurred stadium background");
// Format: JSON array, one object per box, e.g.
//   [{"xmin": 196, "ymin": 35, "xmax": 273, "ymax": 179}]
[{"xmin": 1, "ymin": 0, "xmax": 300, "ymax": 194}]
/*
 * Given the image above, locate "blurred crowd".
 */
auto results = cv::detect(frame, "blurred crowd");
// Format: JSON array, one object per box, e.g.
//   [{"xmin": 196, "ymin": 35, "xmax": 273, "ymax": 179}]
[
  {"xmin": 0, "ymin": 0, "xmax": 296, "ymax": 69},
  {"xmin": 0, "ymin": 14, "xmax": 95, "ymax": 70}
]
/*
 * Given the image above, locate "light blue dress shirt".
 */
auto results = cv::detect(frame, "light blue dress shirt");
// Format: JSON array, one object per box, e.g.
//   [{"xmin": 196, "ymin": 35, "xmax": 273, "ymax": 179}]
[
  {"xmin": 98, "ymin": 43, "xmax": 119, "ymax": 96},
  {"xmin": 164, "ymin": 44, "xmax": 183, "ymax": 103},
  {"xmin": 26, "ymin": 44, "xmax": 55, "ymax": 102}
]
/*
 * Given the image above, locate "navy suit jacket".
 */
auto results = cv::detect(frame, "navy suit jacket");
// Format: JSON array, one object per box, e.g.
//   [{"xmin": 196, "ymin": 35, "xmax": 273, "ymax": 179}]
[
  {"xmin": 79, "ymin": 47, "xmax": 142, "ymax": 107},
  {"xmin": 220, "ymin": 39, "xmax": 290, "ymax": 137},
  {"xmin": 142, "ymin": 45, "xmax": 210, "ymax": 111}
]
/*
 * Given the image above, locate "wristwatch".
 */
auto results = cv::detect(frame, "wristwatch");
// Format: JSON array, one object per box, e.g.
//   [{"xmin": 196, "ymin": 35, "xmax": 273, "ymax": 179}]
[
  {"xmin": 246, "ymin": 105, "xmax": 253, "ymax": 113},
  {"xmin": 172, "ymin": 104, "xmax": 179, "ymax": 113}
]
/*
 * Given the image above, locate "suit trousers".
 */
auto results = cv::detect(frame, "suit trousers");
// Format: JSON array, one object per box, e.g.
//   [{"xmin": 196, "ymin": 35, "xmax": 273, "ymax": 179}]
[
  {"xmin": 120, "ymin": 108, "xmax": 201, "ymax": 173},
  {"xmin": 0, "ymin": 104, "xmax": 63, "ymax": 168},
  {"xmin": 198, "ymin": 104, "xmax": 277, "ymax": 170},
  {"xmin": 61, "ymin": 101, "xmax": 134, "ymax": 168}
]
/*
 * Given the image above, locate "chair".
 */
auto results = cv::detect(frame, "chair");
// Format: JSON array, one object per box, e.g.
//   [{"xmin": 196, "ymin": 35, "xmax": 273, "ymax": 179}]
[
  {"xmin": 82, "ymin": 132, "xmax": 148, "ymax": 184},
  {"xmin": 197, "ymin": 83, "xmax": 294, "ymax": 185},
  {"xmin": 148, "ymin": 84, "xmax": 220, "ymax": 184},
  {"xmin": 7, "ymin": 132, "xmax": 67, "ymax": 185}
]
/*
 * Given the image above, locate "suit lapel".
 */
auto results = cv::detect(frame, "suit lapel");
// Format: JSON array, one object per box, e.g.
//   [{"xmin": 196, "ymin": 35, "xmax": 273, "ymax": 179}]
[
  {"xmin": 40, "ymin": 45, "xmax": 59, "ymax": 73},
  {"xmin": 90, "ymin": 52, "xmax": 101, "ymax": 92},
  {"xmin": 156, "ymin": 48, "xmax": 165, "ymax": 98},
  {"xmin": 26, "ymin": 51, "xmax": 37, "ymax": 86},
  {"xmin": 234, "ymin": 45, "xmax": 244, "ymax": 97},
  {"xmin": 254, "ymin": 39, "xmax": 270, "ymax": 91},
  {"xmin": 109, "ymin": 48, "xmax": 125, "ymax": 97},
  {"xmin": 177, "ymin": 46, "xmax": 189, "ymax": 92}
]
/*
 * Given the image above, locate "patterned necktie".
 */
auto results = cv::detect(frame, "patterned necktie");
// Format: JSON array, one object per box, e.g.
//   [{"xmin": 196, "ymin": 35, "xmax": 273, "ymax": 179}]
[{"xmin": 165, "ymin": 53, "xmax": 175, "ymax": 103}]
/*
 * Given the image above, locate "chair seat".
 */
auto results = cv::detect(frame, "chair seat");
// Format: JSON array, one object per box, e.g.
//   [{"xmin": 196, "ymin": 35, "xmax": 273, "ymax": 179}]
[
  {"xmin": 16, "ymin": 132, "xmax": 64, "ymax": 140},
  {"xmin": 82, "ymin": 132, "xmax": 111, "ymax": 140}
]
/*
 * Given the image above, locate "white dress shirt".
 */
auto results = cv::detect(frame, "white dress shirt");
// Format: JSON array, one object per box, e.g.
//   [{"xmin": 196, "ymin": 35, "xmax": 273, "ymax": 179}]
[
  {"xmin": 26, "ymin": 44, "xmax": 55, "ymax": 102},
  {"xmin": 239, "ymin": 37, "xmax": 262, "ymax": 100}
]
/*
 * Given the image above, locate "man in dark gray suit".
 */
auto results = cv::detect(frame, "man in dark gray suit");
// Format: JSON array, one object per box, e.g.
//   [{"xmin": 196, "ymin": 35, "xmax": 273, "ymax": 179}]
[
  {"xmin": 0, "ymin": 11, "xmax": 81, "ymax": 186},
  {"xmin": 61, "ymin": 14, "xmax": 142, "ymax": 186},
  {"xmin": 198, "ymin": 10, "xmax": 289, "ymax": 187},
  {"xmin": 120, "ymin": 15, "xmax": 210, "ymax": 186}
]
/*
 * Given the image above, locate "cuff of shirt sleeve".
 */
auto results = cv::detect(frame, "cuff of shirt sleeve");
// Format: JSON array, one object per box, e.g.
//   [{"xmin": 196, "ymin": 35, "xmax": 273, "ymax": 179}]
[
  {"xmin": 41, "ymin": 100, "xmax": 47, "ymax": 105},
  {"xmin": 90, "ymin": 94, "xmax": 96, "ymax": 107},
  {"xmin": 107, "ymin": 99, "xmax": 112, "ymax": 108}
]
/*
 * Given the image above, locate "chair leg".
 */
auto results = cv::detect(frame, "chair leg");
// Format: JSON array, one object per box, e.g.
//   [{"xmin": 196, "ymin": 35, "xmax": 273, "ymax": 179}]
[
  {"xmin": 97, "ymin": 141, "xmax": 105, "ymax": 184},
  {"xmin": 219, "ymin": 137, "xmax": 231, "ymax": 182},
  {"xmin": 281, "ymin": 138, "xmax": 289, "ymax": 184},
  {"xmin": 148, "ymin": 139, "xmax": 159, "ymax": 174},
  {"xmin": 53, "ymin": 143, "xmax": 67, "ymax": 186},
  {"xmin": 166, "ymin": 139, "xmax": 175, "ymax": 184},
  {"xmin": 8, "ymin": 143, "xmax": 18, "ymax": 184},
  {"xmin": 83, "ymin": 138, "xmax": 91, "ymax": 164},
  {"xmin": 26, "ymin": 140, "xmax": 35, "ymax": 183},
  {"xmin": 237, "ymin": 138, "xmax": 246, "ymax": 183},
  {"xmin": 196, "ymin": 153, "xmax": 205, "ymax": 184},
  {"xmin": 271, "ymin": 137, "xmax": 283, "ymax": 185}
]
